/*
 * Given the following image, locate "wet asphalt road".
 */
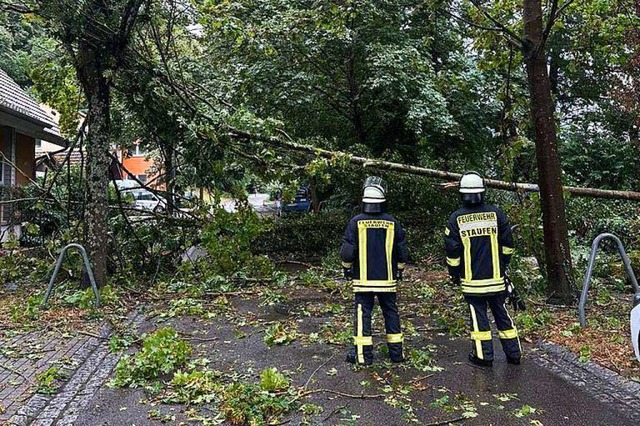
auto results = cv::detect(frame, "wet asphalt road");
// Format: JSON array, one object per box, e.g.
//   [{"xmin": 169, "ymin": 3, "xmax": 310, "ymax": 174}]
[{"xmin": 73, "ymin": 294, "xmax": 639, "ymax": 426}]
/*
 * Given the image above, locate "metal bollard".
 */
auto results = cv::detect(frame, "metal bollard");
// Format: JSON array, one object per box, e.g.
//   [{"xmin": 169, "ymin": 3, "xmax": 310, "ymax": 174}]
[
  {"xmin": 42, "ymin": 243, "xmax": 100, "ymax": 308},
  {"xmin": 578, "ymin": 233, "xmax": 639, "ymax": 328}
]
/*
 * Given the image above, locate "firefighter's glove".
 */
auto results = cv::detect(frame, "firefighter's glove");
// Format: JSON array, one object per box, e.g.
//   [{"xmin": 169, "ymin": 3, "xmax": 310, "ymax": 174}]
[
  {"xmin": 343, "ymin": 267, "xmax": 353, "ymax": 281},
  {"xmin": 450, "ymin": 274, "xmax": 461, "ymax": 286},
  {"xmin": 397, "ymin": 269, "xmax": 403, "ymax": 282},
  {"xmin": 505, "ymin": 277, "xmax": 515, "ymax": 296}
]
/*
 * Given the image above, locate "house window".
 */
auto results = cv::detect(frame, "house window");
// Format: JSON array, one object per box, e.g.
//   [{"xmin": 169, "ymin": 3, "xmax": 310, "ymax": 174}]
[
  {"xmin": 35, "ymin": 139, "xmax": 42, "ymax": 149},
  {"xmin": 137, "ymin": 174, "xmax": 147, "ymax": 184},
  {"xmin": 132, "ymin": 145, "xmax": 145, "ymax": 156}
]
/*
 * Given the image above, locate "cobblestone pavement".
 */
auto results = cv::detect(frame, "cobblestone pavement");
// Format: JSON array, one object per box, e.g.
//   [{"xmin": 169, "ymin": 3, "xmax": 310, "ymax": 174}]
[
  {"xmin": 0, "ymin": 311, "xmax": 143, "ymax": 426},
  {"xmin": 0, "ymin": 329, "xmax": 98, "ymax": 423}
]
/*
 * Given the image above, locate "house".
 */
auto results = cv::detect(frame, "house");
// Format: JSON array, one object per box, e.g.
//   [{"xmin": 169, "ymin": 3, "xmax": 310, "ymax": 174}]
[
  {"xmin": 34, "ymin": 107, "xmax": 87, "ymax": 177},
  {"xmin": 0, "ymin": 69, "xmax": 66, "ymax": 239},
  {"xmin": 116, "ymin": 140, "xmax": 164, "ymax": 189}
]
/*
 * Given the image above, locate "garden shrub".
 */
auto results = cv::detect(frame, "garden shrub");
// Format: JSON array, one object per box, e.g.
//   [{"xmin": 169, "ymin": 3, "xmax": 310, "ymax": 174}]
[{"xmin": 252, "ymin": 212, "xmax": 348, "ymax": 257}]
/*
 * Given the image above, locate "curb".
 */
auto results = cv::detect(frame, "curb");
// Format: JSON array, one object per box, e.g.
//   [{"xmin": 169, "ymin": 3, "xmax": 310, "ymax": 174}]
[{"xmin": 532, "ymin": 340, "xmax": 640, "ymax": 421}]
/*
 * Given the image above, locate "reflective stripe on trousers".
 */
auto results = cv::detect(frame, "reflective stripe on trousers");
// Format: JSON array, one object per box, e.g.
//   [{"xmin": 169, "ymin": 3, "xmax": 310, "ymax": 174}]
[
  {"xmin": 353, "ymin": 292, "xmax": 403, "ymax": 363},
  {"xmin": 465, "ymin": 293, "xmax": 521, "ymax": 361}
]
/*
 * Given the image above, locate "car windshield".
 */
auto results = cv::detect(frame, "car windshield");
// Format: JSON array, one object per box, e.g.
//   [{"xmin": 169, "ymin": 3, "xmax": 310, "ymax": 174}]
[{"xmin": 132, "ymin": 191, "xmax": 157, "ymax": 201}]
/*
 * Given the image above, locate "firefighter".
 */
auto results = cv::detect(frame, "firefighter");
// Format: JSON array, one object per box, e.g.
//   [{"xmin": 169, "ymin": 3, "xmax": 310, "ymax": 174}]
[
  {"xmin": 340, "ymin": 176, "xmax": 409, "ymax": 365},
  {"xmin": 444, "ymin": 172, "xmax": 522, "ymax": 367}
]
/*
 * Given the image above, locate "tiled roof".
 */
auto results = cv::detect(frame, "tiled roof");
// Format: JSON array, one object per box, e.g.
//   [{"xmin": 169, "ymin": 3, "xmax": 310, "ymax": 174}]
[{"xmin": 0, "ymin": 68, "xmax": 62, "ymax": 137}]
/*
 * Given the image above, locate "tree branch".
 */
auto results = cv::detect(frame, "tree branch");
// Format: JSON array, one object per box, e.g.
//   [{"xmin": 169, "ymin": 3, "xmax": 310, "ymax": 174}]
[
  {"xmin": 469, "ymin": 0, "xmax": 525, "ymax": 49},
  {"xmin": 542, "ymin": 0, "xmax": 575, "ymax": 47},
  {"xmin": 444, "ymin": 9, "xmax": 507, "ymax": 33},
  {"xmin": 227, "ymin": 128, "xmax": 640, "ymax": 202}
]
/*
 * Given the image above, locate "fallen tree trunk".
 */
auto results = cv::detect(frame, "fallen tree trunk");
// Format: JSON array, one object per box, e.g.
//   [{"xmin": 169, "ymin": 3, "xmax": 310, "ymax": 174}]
[{"xmin": 229, "ymin": 128, "xmax": 640, "ymax": 202}]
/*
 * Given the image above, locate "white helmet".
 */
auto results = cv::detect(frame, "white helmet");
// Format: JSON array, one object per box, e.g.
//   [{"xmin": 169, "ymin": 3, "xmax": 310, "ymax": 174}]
[
  {"xmin": 459, "ymin": 171, "xmax": 485, "ymax": 204},
  {"xmin": 362, "ymin": 176, "xmax": 386, "ymax": 213}
]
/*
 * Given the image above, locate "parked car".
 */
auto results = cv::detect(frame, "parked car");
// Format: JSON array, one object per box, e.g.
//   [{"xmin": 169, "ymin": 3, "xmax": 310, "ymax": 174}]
[
  {"xmin": 130, "ymin": 189, "xmax": 167, "ymax": 213},
  {"xmin": 280, "ymin": 186, "xmax": 312, "ymax": 214}
]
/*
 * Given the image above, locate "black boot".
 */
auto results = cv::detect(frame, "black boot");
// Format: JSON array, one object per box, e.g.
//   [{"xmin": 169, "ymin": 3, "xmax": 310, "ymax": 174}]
[
  {"xmin": 346, "ymin": 348, "xmax": 356, "ymax": 364},
  {"xmin": 506, "ymin": 356, "xmax": 521, "ymax": 365},
  {"xmin": 346, "ymin": 349, "xmax": 372, "ymax": 365},
  {"xmin": 468, "ymin": 352, "xmax": 493, "ymax": 367},
  {"xmin": 389, "ymin": 344, "xmax": 404, "ymax": 363}
]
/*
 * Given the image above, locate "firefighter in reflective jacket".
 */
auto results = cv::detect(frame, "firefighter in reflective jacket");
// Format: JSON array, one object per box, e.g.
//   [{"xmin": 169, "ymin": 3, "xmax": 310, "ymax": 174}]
[
  {"xmin": 445, "ymin": 172, "xmax": 522, "ymax": 367},
  {"xmin": 340, "ymin": 176, "xmax": 409, "ymax": 365}
]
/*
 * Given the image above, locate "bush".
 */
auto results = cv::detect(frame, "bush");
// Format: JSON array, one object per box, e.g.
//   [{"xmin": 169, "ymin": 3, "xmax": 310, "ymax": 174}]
[
  {"xmin": 252, "ymin": 212, "xmax": 348, "ymax": 257},
  {"xmin": 197, "ymin": 205, "xmax": 275, "ymax": 278}
]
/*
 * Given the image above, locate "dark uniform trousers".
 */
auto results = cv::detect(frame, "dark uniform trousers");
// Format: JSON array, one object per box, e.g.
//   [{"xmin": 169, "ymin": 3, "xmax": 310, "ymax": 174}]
[
  {"xmin": 465, "ymin": 293, "xmax": 521, "ymax": 361},
  {"xmin": 353, "ymin": 292, "xmax": 403, "ymax": 364}
]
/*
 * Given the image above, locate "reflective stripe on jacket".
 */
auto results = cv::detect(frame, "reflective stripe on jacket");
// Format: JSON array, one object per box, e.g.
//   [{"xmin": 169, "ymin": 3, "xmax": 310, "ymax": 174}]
[
  {"xmin": 445, "ymin": 204, "xmax": 514, "ymax": 295},
  {"xmin": 340, "ymin": 212, "xmax": 408, "ymax": 293}
]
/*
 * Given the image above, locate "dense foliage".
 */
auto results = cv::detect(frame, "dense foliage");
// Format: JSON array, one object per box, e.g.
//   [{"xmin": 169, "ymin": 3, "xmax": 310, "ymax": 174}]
[{"xmin": 0, "ymin": 0, "xmax": 639, "ymax": 297}]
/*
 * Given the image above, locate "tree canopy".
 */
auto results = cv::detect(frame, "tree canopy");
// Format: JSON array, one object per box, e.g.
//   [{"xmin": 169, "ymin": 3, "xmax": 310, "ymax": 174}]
[{"xmin": 1, "ymin": 0, "xmax": 639, "ymax": 302}]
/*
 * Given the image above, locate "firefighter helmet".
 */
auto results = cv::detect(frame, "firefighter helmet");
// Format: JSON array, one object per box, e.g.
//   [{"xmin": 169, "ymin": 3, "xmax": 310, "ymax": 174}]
[
  {"xmin": 459, "ymin": 171, "xmax": 485, "ymax": 205},
  {"xmin": 362, "ymin": 176, "xmax": 387, "ymax": 213}
]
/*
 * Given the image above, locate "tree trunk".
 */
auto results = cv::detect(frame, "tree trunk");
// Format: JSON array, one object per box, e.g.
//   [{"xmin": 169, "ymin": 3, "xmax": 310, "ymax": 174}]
[
  {"xmin": 77, "ymin": 45, "xmax": 110, "ymax": 287},
  {"xmin": 523, "ymin": 0, "xmax": 574, "ymax": 303}
]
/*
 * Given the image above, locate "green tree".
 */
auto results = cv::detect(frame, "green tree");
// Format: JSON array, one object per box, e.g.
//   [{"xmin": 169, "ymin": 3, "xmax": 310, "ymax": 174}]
[
  {"xmin": 197, "ymin": 0, "xmax": 502, "ymax": 168},
  {"xmin": 461, "ymin": 0, "xmax": 639, "ymax": 302},
  {"xmin": 5, "ymin": 0, "xmax": 150, "ymax": 285}
]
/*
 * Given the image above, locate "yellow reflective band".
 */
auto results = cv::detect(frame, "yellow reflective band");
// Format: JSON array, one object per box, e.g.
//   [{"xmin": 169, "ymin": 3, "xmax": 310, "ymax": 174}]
[
  {"xmin": 398, "ymin": 263, "xmax": 406, "ymax": 270},
  {"xmin": 502, "ymin": 246, "xmax": 515, "ymax": 255},
  {"xmin": 469, "ymin": 305, "xmax": 483, "ymax": 359},
  {"xmin": 353, "ymin": 336, "xmax": 373, "ymax": 345},
  {"xmin": 445, "ymin": 227, "xmax": 450, "ymax": 236},
  {"xmin": 470, "ymin": 330, "xmax": 492, "ymax": 341},
  {"xmin": 353, "ymin": 286, "xmax": 397, "ymax": 293},
  {"xmin": 462, "ymin": 277, "xmax": 505, "ymax": 285},
  {"xmin": 498, "ymin": 329, "xmax": 518, "ymax": 340},
  {"xmin": 357, "ymin": 304, "xmax": 364, "ymax": 363},
  {"xmin": 342, "ymin": 261, "xmax": 353, "ymax": 268},
  {"xmin": 503, "ymin": 302, "xmax": 523, "ymax": 353},
  {"xmin": 463, "ymin": 235, "xmax": 472, "ymax": 281},
  {"xmin": 386, "ymin": 333, "xmax": 404, "ymax": 343},
  {"xmin": 358, "ymin": 224, "xmax": 368, "ymax": 283},
  {"xmin": 385, "ymin": 224, "xmax": 395, "ymax": 282},
  {"xmin": 491, "ymin": 233, "xmax": 500, "ymax": 280},
  {"xmin": 461, "ymin": 284, "xmax": 506, "ymax": 295},
  {"xmin": 447, "ymin": 257, "xmax": 460, "ymax": 267}
]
